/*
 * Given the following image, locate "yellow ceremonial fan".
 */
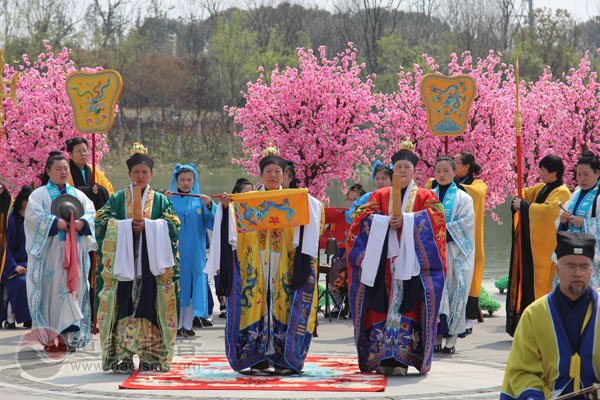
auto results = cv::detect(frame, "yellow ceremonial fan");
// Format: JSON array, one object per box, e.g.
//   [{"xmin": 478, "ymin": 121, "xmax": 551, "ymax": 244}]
[
  {"xmin": 420, "ymin": 74, "xmax": 477, "ymax": 137},
  {"xmin": 231, "ymin": 189, "xmax": 309, "ymax": 233},
  {"xmin": 65, "ymin": 70, "xmax": 123, "ymax": 134}
]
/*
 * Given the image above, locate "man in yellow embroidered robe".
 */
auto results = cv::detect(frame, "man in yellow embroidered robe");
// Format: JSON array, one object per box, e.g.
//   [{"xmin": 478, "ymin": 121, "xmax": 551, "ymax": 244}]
[{"xmin": 206, "ymin": 154, "xmax": 323, "ymax": 374}]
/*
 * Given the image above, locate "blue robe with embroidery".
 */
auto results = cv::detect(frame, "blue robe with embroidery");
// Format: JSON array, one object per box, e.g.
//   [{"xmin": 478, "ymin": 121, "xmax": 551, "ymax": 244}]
[{"xmin": 346, "ymin": 185, "xmax": 447, "ymax": 374}]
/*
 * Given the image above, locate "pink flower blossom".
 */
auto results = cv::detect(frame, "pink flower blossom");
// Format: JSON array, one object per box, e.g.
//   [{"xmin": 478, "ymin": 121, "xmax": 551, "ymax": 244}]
[
  {"xmin": 1, "ymin": 45, "xmax": 108, "ymax": 191},
  {"xmin": 228, "ymin": 46, "xmax": 381, "ymax": 203}
]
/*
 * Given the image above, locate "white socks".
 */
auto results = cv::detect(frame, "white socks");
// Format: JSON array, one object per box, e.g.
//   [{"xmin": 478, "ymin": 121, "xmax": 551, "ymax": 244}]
[
  {"xmin": 465, "ymin": 319, "xmax": 476, "ymax": 330},
  {"xmin": 178, "ymin": 302, "xmax": 194, "ymax": 330}
]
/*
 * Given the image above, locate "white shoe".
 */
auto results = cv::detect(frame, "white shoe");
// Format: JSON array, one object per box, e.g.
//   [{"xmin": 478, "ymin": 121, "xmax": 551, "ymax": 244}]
[{"xmin": 376, "ymin": 366, "xmax": 392, "ymax": 375}]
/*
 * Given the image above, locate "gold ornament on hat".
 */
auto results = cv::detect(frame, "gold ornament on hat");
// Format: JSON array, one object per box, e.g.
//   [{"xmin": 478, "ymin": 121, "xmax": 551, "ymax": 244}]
[
  {"xmin": 398, "ymin": 137, "xmax": 415, "ymax": 151},
  {"xmin": 263, "ymin": 142, "xmax": 279, "ymax": 157},
  {"xmin": 130, "ymin": 142, "xmax": 148, "ymax": 155}
]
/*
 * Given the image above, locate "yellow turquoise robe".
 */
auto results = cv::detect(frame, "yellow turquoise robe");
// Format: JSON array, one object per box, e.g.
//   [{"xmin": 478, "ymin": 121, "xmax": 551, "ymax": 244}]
[{"xmin": 501, "ymin": 288, "xmax": 600, "ymax": 399}]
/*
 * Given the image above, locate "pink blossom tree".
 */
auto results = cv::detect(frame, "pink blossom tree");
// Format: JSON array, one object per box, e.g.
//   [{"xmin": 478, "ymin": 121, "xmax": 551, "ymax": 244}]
[
  {"xmin": 230, "ymin": 43, "xmax": 600, "ymax": 214},
  {"xmin": 380, "ymin": 51, "xmax": 516, "ymax": 218},
  {"xmin": 1, "ymin": 41, "xmax": 108, "ymax": 192},
  {"xmin": 380, "ymin": 50, "xmax": 600, "ymax": 220},
  {"xmin": 520, "ymin": 52, "xmax": 600, "ymax": 189},
  {"xmin": 227, "ymin": 44, "xmax": 381, "ymax": 202}
]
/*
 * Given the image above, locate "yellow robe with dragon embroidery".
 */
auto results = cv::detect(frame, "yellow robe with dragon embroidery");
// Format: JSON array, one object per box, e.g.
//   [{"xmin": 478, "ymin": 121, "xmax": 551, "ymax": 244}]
[{"xmin": 222, "ymin": 196, "xmax": 324, "ymax": 373}]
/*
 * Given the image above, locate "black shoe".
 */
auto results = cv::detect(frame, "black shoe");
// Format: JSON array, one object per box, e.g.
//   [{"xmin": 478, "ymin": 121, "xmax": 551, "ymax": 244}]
[
  {"xmin": 442, "ymin": 346, "xmax": 456, "ymax": 354},
  {"xmin": 177, "ymin": 328, "xmax": 187, "ymax": 337},
  {"xmin": 23, "ymin": 320, "xmax": 32, "ymax": 329},
  {"xmin": 200, "ymin": 318, "xmax": 213, "ymax": 327},
  {"xmin": 112, "ymin": 357, "xmax": 135, "ymax": 374},
  {"xmin": 4, "ymin": 321, "xmax": 15, "ymax": 329},
  {"xmin": 218, "ymin": 311, "xmax": 226, "ymax": 319},
  {"xmin": 249, "ymin": 360, "xmax": 270, "ymax": 374},
  {"xmin": 193, "ymin": 317, "xmax": 203, "ymax": 328},
  {"xmin": 434, "ymin": 344, "xmax": 442, "ymax": 353},
  {"xmin": 184, "ymin": 329, "xmax": 195, "ymax": 337},
  {"xmin": 274, "ymin": 364, "xmax": 298, "ymax": 375},
  {"xmin": 139, "ymin": 360, "xmax": 159, "ymax": 372},
  {"xmin": 465, "ymin": 328, "xmax": 473, "ymax": 335}
]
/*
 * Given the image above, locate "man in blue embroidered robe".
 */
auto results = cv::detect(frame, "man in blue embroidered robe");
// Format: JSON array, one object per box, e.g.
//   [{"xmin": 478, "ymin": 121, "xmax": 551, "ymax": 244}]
[{"xmin": 501, "ymin": 231, "xmax": 600, "ymax": 399}]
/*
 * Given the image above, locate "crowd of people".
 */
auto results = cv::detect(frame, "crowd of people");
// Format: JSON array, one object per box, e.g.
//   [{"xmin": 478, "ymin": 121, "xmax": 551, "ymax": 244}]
[{"xmin": 0, "ymin": 137, "xmax": 598, "ymax": 397}]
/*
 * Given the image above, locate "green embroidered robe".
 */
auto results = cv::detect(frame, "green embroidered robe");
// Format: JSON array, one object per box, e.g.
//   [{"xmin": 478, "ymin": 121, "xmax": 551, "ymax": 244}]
[{"xmin": 95, "ymin": 187, "xmax": 180, "ymax": 371}]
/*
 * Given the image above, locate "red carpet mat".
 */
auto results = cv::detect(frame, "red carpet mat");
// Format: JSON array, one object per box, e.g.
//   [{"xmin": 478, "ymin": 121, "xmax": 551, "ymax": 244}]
[{"xmin": 120, "ymin": 356, "xmax": 386, "ymax": 391}]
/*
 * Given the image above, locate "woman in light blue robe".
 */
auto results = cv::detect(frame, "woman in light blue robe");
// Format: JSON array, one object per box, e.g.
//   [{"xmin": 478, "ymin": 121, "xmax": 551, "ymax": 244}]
[
  {"xmin": 25, "ymin": 153, "xmax": 96, "ymax": 352},
  {"xmin": 431, "ymin": 156, "xmax": 475, "ymax": 354},
  {"xmin": 557, "ymin": 151, "xmax": 600, "ymax": 287},
  {"xmin": 167, "ymin": 164, "xmax": 216, "ymax": 336}
]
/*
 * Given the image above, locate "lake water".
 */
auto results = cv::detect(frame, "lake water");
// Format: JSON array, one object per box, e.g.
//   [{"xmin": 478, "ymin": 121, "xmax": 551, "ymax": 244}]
[{"xmin": 105, "ymin": 165, "xmax": 512, "ymax": 282}]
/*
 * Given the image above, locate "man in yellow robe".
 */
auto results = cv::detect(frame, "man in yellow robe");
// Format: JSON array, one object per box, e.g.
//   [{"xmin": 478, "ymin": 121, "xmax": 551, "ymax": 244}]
[
  {"xmin": 66, "ymin": 137, "xmax": 114, "ymax": 211},
  {"xmin": 205, "ymin": 153, "xmax": 324, "ymax": 375},
  {"xmin": 501, "ymin": 231, "xmax": 600, "ymax": 399},
  {"xmin": 507, "ymin": 155, "xmax": 571, "ymax": 336}
]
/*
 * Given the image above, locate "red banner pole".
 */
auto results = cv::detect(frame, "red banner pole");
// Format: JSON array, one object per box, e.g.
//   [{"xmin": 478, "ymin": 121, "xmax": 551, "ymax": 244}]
[
  {"xmin": 91, "ymin": 132, "xmax": 97, "ymax": 334},
  {"xmin": 515, "ymin": 56, "xmax": 524, "ymax": 304},
  {"xmin": 444, "ymin": 136, "xmax": 449, "ymax": 155},
  {"xmin": 515, "ymin": 57, "xmax": 523, "ymax": 198}
]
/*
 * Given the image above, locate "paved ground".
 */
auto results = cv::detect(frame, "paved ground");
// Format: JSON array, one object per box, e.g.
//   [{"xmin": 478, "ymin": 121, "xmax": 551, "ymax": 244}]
[{"xmin": 0, "ymin": 279, "xmax": 511, "ymax": 399}]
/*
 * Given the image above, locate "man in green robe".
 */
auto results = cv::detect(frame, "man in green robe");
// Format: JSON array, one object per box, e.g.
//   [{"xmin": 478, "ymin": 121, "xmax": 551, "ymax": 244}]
[{"xmin": 95, "ymin": 143, "xmax": 180, "ymax": 373}]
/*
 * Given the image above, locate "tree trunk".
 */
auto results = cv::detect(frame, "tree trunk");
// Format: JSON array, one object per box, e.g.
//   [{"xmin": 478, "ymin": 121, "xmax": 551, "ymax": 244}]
[{"xmin": 196, "ymin": 119, "xmax": 202, "ymax": 153}]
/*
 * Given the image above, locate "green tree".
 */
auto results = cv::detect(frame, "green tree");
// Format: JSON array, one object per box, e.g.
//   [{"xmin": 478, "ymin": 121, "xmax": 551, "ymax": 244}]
[{"xmin": 512, "ymin": 8, "xmax": 580, "ymax": 81}]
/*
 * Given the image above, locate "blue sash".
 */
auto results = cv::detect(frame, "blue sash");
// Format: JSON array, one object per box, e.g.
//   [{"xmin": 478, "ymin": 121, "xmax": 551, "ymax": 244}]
[
  {"xmin": 547, "ymin": 289, "xmax": 598, "ymax": 395},
  {"xmin": 46, "ymin": 181, "xmax": 77, "ymax": 242},
  {"xmin": 434, "ymin": 181, "xmax": 458, "ymax": 222},
  {"xmin": 567, "ymin": 181, "xmax": 600, "ymax": 232}
]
